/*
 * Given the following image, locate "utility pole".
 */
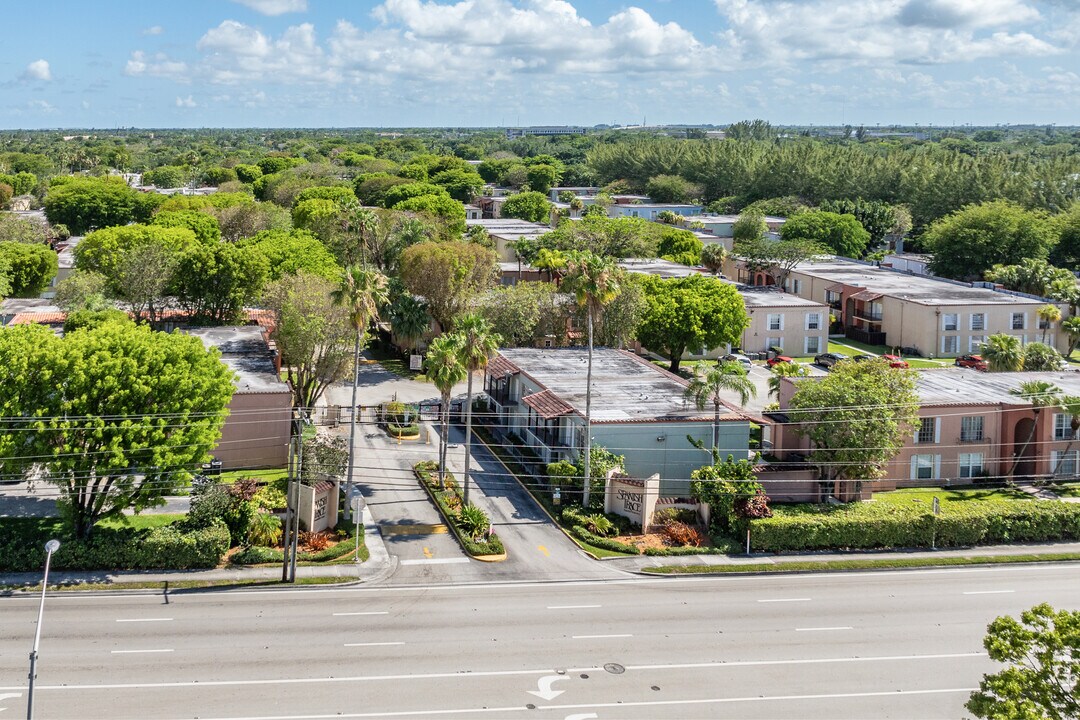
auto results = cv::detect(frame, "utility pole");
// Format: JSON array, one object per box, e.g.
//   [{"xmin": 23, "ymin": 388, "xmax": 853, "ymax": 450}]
[
  {"xmin": 289, "ymin": 416, "xmax": 303, "ymax": 582},
  {"xmin": 281, "ymin": 409, "xmax": 302, "ymax": 582}
]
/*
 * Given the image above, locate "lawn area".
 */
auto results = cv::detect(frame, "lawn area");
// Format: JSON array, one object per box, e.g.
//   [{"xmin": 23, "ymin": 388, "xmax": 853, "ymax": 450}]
[
  {"xmin": 366, "ymin": 344, "xmax": 429, "ymax": 382},
  {"xmin": 870, "ymin": 487, "xmax": 1034, "ymax": 509},
  {"xmin": 1046, "ymin": 482, "xmax": 1080, "ymax": 498},
  {"xmin": 219, "ymin": 468, "xmax": 288, "ymax": 485},
  {"xmin": 98, "ymin": 513, "xmax": 186, "ymax": 530},
  {"xmin": 826, "ymin": 341, "xmax": 950, "ymax": 368}
]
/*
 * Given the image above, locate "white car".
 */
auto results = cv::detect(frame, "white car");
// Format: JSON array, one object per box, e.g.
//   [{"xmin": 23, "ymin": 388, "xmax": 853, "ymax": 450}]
[{"xmin": 722, "ymin": 354, "xmax": 754, "ymax": 371}]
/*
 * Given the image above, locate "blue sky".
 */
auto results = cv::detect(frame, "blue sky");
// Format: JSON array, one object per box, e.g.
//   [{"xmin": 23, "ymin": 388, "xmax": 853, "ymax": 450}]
[{"xmin": 3, "ymin": 0, "xmax": 1080, "ymax": 129}]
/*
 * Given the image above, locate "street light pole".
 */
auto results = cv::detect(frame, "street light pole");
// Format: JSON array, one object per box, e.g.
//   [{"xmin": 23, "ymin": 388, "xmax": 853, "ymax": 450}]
[{"xmin": 27, "ymin": 539, "xmax": 60, "ymax": 720}]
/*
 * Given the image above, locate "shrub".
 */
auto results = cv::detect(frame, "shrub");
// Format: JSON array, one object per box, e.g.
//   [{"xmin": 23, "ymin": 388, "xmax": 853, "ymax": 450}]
[
  {"xmin": 570, "ymin": 525, "xmax": 639, "ymax": 554},
  {"xmin": 661, "ymin": 520, "xmax": 706, "ymax": 547},
  {"xmin": 247, "ymin": 512, "xmax": 282, "ymax": 547},
  {"xmin": 584, "ymin": 513, "xmax": 616, "ymax": 537},
  {"xmin": 388, "ymin": 422, "xmax": 420, "ymax": 438},
  {"xmin": 456, "ymin": 504, "xmax": 491, "ymax": 540},
  {"xmin": 300, "ymin": 530, "xmax": 332, "ymax": 552}
]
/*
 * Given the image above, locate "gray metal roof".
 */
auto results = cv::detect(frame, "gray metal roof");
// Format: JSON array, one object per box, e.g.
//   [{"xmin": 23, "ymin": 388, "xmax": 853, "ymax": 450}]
[
  {"xmin": 183, "ymin": 326, "xmax": 290, "ymax": 395},
  {"xmin": 916, "ymin": 367, "xmax": 1080, "ymax": 406}
]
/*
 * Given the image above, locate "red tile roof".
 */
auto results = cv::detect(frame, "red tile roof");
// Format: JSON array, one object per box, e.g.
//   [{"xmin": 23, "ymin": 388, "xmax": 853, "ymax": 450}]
[
  {"xmin": 9, "ymin": 312, "xmax": 66, "ymax": 325},
  {"xmin": 521, "ymin": 390, "xmax": 574, "ymax": 420},
  {"xmin": 487, "ymin": 354, "xmax": 519, "ymax": 379}
]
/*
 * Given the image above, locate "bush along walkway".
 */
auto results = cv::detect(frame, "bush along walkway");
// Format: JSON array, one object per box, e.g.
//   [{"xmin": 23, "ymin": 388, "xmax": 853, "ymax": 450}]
[{"xmin": 413, "ymin": 461, "xmax": 506, "ymax": 561}]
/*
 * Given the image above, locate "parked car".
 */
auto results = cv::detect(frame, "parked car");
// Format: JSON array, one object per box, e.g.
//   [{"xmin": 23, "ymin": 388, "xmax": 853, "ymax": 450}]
[
  {"xmin": 814, "ymin": 352, "xmax": 849, "ymax": 368},
  {"xmin": 767, "ymin": 355, "xmax": 793, "ymax": 368},
  {"xmin": 851, "ymin": 354, "xmax": 873, "ymax": 362},
  {"xmin": 881, "ymin": 354, "xmax": 910, "ymax": 369},
  {"xmin": 722, "ymin": 353, "xmax": 753, "ymax": 370},
  {"xmin": 955, "ymin": 354, "xmax": 989, "ymax": 371}
]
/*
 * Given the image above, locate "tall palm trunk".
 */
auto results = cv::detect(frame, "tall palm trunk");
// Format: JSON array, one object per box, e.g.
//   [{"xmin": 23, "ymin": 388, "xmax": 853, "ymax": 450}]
[
  {"xmin": 713, "ymin": 398, "xmax": 721, "ymax": 453},
  {"xmin": 439, "ymin": 392, "xmax": 450, "ymax": 490},
  {"xmin": 582, "ymin": 306, "xmax": 594, "ymax": 509},
  {"xmin": 463, "ymin": 371, "xmax": 475, "ymax": 506},
  {"xmin": 344, "ymin": 331, "xmax": 361, "ymax": 520}
]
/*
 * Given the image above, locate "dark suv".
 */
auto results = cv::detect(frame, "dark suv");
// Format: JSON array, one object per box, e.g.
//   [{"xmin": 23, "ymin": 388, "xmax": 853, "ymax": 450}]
[{"xmin": 814, "ymin": 352, "xmax": 848, "ymax": 369}]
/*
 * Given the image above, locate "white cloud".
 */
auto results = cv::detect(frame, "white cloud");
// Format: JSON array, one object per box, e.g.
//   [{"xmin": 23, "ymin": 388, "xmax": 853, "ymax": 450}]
[
  {"xmin": 897, "ymin": 0, "xmax": 1040, "ymax": 29},
  {"xmin": 22, "ymin": 59, "xmax": 52, "ymax": 82},
  {"xmin": 143, "ymin": 25, "xmax": 164, "ymax": 36},
  {"xmin": 28, "ymin": 99, "xmax": 56, "ymax": 112},
  {"xmin": 125, "ymin": 50, "xmax": 189, "ymax": 80},
  {"xmin": 231, "ymin": 0, "xmax": 307, "ymax": 15},
  {"xmin": 175, "ymin": 95, "xmax": 197, "ymax": 107},
  {"xmin": 196, "ymin": 20, "xmax": 337, "ymax": 83}
]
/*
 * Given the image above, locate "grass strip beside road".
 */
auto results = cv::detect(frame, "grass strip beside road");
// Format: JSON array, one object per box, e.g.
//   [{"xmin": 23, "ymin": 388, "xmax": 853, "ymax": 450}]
[
  {"xmin": 643, "ymin": 552, "xmax": 1080, "ymax": 575},
  {"xmin": 0, "ymin": 576, "xmax": 358, "ymax": 593}
]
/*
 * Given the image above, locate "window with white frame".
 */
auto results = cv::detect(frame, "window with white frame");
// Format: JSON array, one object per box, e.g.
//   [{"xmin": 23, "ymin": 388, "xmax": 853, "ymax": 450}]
[
  {"xmin": 942, "ymin": 313, "xmax": 958, "ymax": 331},
  {"xmin": 1054, "ymin": 413, "xmax": 1076, "ymax": 441},
  {"xmin": 1011, "ymin": 312, "xmax": 1026, "ymax": 330},
  {"xmin": 786, "ymin": 279, "xmax": 803, "ymax": 294},
  {"xmin": 959, "ymin": 453, "xmax": 984, "ymax": 478},
  {"xmin": 969, "ymin": 335, "xmax": 986, "ymax": 352},
  {"xmin": 805, "ymin": 336, "xmax": 821, "ymax": 355},
  {"xmin": 915, "ymin": 417, "xmax": 938, "ymax": 444},
  {"xmin": 1052, "ymin": 450, "xmax": 1078, "ymax": 477},
  {"xmin": 941, "ymin": 335, "xmax": 959, "ymax": 354},
  {"xmin": 766, "ymin": 337, "xmax": 781, "ymax": 351},
  {"xmin": 806, "ymin": 312, "xmax": 821, "ymax": 330},
  {"xmin": 767, "ymin": 313, "xmax": 783, "ymax": 331},
  {"xmin": 961, "ymin": 415, "xmax": 984, "ymax": 442},
  {"xmin": 911, "ymin": 454, "xmax": 939, "ymax": 480},
  {"xmin": 970, "ymin": 313, "xmax": 985, "ymax": 331}
]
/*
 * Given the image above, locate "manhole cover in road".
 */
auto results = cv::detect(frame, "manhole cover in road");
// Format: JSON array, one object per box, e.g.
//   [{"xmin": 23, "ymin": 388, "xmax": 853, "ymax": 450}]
[{"xmin": 604, "ymin": 663, "xmax": 625, "ymax": 675}]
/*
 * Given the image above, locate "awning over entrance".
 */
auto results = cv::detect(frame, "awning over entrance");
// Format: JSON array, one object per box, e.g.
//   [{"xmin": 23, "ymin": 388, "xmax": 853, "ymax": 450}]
[{"xmin": 521, "ymin": 390, "xmax": 574, "ymax": 420}]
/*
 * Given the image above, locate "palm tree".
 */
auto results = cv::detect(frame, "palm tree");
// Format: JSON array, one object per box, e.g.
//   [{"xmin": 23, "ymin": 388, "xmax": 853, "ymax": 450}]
[
  {"xmin": 1063, "ymin": 316, "xmax": 1080, "ymax": 359},
  {"xmin": 455, "ymin": 314, "xmax": 501, "ymax": 506},
  {"xmin": 389, "ymin": 294, "xmax": 430, "ymax": 354},
  {"xmin": 1038, "ymin": 304, "xmax": 1062, "ymax": 344},
  {"xmin": 700, "ymin": 244, "xmax": 728, "ymax": 275},
  {"xmin": 1008, "ymin": 380, "xmax": 1062, "ymax": 480},
  {"xmin": 767, "ymin": 360, "xmax": 809, "ymax": 400},
  {"xmin": 534, "ymin": 248, "xmax": 568, "ymax": 285},
  {"xmin": 331, "ymin": 265, "xmax": 389, "ymax": 520},
  {"xmin": 563, "ymin": 252, "xmax": 622, "ymax": 509},
  {"xmin": 425, "ymin": 333, "xmax": 466, "ymax": 489},
  {"xmin": 981, "ymin": 333, "xmax": 1024, "ymax": 372},
  {"xmin": 1052, "ymin": 395, "xmax": 1080, "ymax": 478},
  {"xmin": 685, "ymin": 361, "xmax": 757, "ymax": 452}
]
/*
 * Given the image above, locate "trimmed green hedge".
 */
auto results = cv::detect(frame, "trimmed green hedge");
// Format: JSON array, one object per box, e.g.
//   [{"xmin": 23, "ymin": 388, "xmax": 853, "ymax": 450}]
[
  {"xmin": 0, "ymin": 519, "xmax": 230, "ymax": 572},
  {"xmin": 750, "ymin": 501, "xmax": 1080, "ymax": 552},
  {"xmin": 387, "ymin": 423, "xmax": 420, "ymax": 438},
  {"xmin": 413, "ymin": 462, "xmax": 505, "ymax": 557}
]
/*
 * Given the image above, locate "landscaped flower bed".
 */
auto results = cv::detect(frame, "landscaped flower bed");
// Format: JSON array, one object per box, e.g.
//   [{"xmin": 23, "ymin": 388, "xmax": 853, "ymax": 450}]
[{"xmin": 413, "ymin": 461, "xmax": 505, "ymax": 558}]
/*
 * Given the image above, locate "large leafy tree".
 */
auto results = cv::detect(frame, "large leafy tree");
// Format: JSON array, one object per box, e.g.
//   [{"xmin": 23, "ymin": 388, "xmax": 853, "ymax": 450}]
[
  {"xmin": 331, "ymin": 265, "xmax": 389, "ymax": 520},
  {"xmin": 474, "ymin": 282, "xmax": 556, "ymax": 347},
  {"xmin": 563, "ymin": 252, "xmax": 622, "ymax": 509},
  {"xmin": 44, "ymin": 176, "xmax": 162, "ymax": 234},
  {"xmin": 925, "ymin": 201, "xmax": 1055, "ymax": 281},
  {"xmin": 173, "ymin": 241, "xmax": 269, "ymax": 324},
  {"xmin": 74, "ymin": 224, "xmax": 196, "ymax": 289},
  {"xmin": 263, "ymin": 271, "xmax": 353, "ymax": 411},
  {"xmin": 985, "ymin": 259, "xmax": 1075, "ymax": 298},
  {"xmin": 455, "ymin": 314, "xmax": 501, "ymax": 506},
  {"xmin": 238, "ymin": 229, "xmax": 341, "ymax": 282},
  {"xmin": 425, "ymin": 333, "xmax": 466, "ymax": 489},
  {"xmin": 399, "ymin": 241, "xmax": 498, "ymax": 331},
  {"xmin": 685, "ymin": 361, "xmax": 757, "ymax": 452},
  {"xmin": 819, "ymin": 198, "xmax": 897, "ymax": 246},
  {"xmin": 0, "ymin": 241, "xmax": 57, "ymax": 296},
  {"xmin": 1050, "ymin": 202, "xmax": 1080, "ymax": 270},
  {"xmin": 735, "ymin": 236, "xmax": 825, "ymax": 289},
  {"xmin": 501, "ymin": 191, "xmax": 552, "ymax": 223},
  {"xmin": 787, "ymin": 360, "xmax": 919, "ymax": 494},
  {"xmin": 0, "ymin": 322, "xmax": 234, "ymax": 539},
  {"xmin": 637, "ymin": 274, "xmax": 749, "ymax": 373},
  {"xmin": 779, "ymin": 210, "xmax": 871, "ymax": 258},
  {"xmin": 967, "ymin": 603, "xmax": 1080, "ymax": 720}
]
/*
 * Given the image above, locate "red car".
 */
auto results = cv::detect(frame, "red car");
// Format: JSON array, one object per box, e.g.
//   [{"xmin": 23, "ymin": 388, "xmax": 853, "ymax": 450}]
[
  {"xmin": 767, "ymin": 355, "xmax": 793, "ymax": 368},
  {"xmin": 955, "ymin": 354, "xmax": 988, "ymax": 371},
  {"xmin": 881, "ymin": 354, "xmax": 910, "ymax": 369}
]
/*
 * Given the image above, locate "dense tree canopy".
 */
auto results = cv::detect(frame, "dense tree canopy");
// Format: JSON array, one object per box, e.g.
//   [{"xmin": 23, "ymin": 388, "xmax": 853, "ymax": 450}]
[
  {"xmin": 923, "ymin": 201, "xmax": 1056, "ymax": 280},
  {"xmin": 0, "ymin": 241, "xmax": 57, "ymax": 296},
  {"xmin": 636, "ymin": 274, "xmax": 749, "ymax": 372},
  {"xmin": 150, "ymin": 209, "xmax": 222, "ymax": 243},
  {"xmin": 399, "ymin": 241, "xmax": 498, "ymax": 330},
  {"xmin": 74, "ymin": 224, "xmax": 196, "ymax": 291},
  {"xmin": 44, "ymin": 176, "xmax": 162, "ymax": 235},
  {"xmin": 501, "ymin": 191, "xmax": 551, "ymax": 223},
  {"xmin": 0, "ymin": 321, "xmax": 235, "ymax": 539},
  {"xmin": 239, "ymin": 229, "xmax": 341, "ymax": 282},
  {"xmin": 779, "ymin": 211, "xmax": 871, "ymax": 258}
]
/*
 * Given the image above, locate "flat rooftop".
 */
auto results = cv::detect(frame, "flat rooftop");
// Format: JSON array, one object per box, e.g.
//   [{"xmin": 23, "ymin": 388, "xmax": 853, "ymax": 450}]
[
  {"xmin": 916, "ymin": 367, "xmax": 1080, "ymax": 406},
  {"xmin": 619, "ymin": 258, "xmax": 704, "ymax": 279},
  {"xmin": 497, "ymin": 347, "xmax": 723, "ymax": 423},
  {"xmin": 183, "ymin": 325, "xmax": 290, "ymax": 395},
  {"xmin": 794, "ymin": 257, "xmax": 1046, "ymax": 306},
  {"xmin": 738, "ymin": 287, "xmax": 828, "ymax": 309},
  {"xmin": 466, "ymin": 218, "xmax": 550, "ymax": 240}
]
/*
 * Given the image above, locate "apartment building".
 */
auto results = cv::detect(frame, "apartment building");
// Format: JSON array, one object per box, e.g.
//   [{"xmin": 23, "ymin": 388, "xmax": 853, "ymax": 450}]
[{"xmin": 739, "ymin": 288, "xmax": 830, "ymax": 356}]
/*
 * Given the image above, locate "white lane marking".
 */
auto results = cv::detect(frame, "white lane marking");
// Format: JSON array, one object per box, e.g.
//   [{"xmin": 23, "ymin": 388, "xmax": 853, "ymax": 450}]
[
  {"xmin": 170, "ymin": 688, "xmax": 982, "ymax": 720},
  {"xmin": 795, "ymin": 627, "xmax": 852, "ymax": 632},
  {"xmin": 343, "ymin": 642, "xmax": 405, "ymax": 647},
  {"xmin": 0, "ymin": 652, "xmax": 988, "ymax": 692},
  {"xmin": 962, "ymin": 590, "xmax": 1015, "ymax": 595},
  {"xmin": 399, "ymin": 558, "xmax": 471, "ymax": 566},
  {"xmin": 110, "ymin": 649, "xmax": 174, "ymax": 654},
  {"xmin": 116, "ymin": 618, "xmax": 173, "ymax": 623},
  {"xmin": 547, "ymin": 605, "xmax": 601, "ymax": 610},
  {"xmin": 571, "ymin": 634, "xmax": 632, "ymax": 639},
  {"xmin": 527, "ymin": 675, "xmax": 569, "ymax": 701},
  {"xmin": 333, "ymin": 612, "xmax": 389, "ymax": 616},
  {"xmin": 757, "ymin": 598, "xmax": 811, "ymax": 603}
]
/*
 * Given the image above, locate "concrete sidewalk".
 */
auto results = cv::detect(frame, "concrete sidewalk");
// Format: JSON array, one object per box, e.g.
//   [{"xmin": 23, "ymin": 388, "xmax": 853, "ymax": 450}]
[
  {"xmin": 604, "ymin": 540, "xmax": 1080, "ymax": 574},
  {"xmin": 0, "ymin": 507, "xmax": 395, "ymax": 589}
]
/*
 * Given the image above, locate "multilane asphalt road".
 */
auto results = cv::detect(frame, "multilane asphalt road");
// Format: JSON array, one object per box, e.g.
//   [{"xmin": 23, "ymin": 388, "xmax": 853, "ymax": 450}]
[{"xmin": 2, "ymin": 563, "xmax": 1077, "ymax": 719}]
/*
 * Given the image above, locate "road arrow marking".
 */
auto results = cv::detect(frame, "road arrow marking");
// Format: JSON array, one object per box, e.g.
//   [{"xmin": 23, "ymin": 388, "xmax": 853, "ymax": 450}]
[
  {"xmin": 422, "ymin": 547, "xmax": 433, "ymax": 559},
  {"xmin": 0, "ymin": 692, "xmax": 23, "ymax": 712},
  {"xmin": 564, "ymin": 714, "xmax": 598, "ymax": 720},
  {"xmin": 527, "ymin": 675, "xmax": 569, "ymax": 701},
  {"xmin": 538, "ymin": 545, "xmax": 550, "ymax": 557}
]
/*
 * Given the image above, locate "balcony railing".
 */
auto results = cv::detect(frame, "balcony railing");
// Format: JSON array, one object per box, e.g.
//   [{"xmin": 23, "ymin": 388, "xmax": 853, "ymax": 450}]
[{"xmin": 845, "ymin": 327, "xmax": 887, "ymax": 346}]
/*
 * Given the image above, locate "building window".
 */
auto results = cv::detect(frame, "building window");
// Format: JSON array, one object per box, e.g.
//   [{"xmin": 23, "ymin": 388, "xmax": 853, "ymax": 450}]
[
  {"xmin": 767, "ymin": 314, "xmax": 783, "ymax": 331},
  {"xmin": 942, "ymin": 313, "xmax": 958, "ymax": 331},
  {"xmin": 970, "ymin": 313, "xmax": 985, "ymax": 331},
  {"xmin": 1011, "ymin": 313, "xmax": 1026, "ymax": 330},
  {"xmin": 969, "ymin": 335, "xmax": 986, "ymax": 353},
  {"xmin": 787, "ymin": 279, "xmax": 803, "ymax": 294},
  {"xmin": 911, "ymin": 454, "xmax": 939, "ymax": 480},
  {"xmin": 941, "ymin": 335, "xmax": 959, "ymax": 354},
  {"xmin": 1054, "ymin": 413, "xmax": 1076, "ymax": 441},
  {"xmin": 959, "ymin": 453, "xmax": 984, "ymax": 478},
  {"xmin": 825, "ymin": 290, "xmax": 842, "ymax": 308},
  {"xmin": 961, "ymin": 416, "xmax": 984, "ymax": 442},
  {"xmin": 806, "ymin": 313, "xmax": 821, "ymax": 330},
  {"xmin": 766, "ymin": 337, "xmax": 782, "ymax": 351},
  {"xmin": 805, "ymin": 336, "xmax": 821, "ymax": 355},
  {"xmin": 1052, "ymin": 450, "xmax": 1078, "ymax": 477},
  {"xmin": 916, "ymin": 417, "xmax": 937, "ymax": 444}
]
